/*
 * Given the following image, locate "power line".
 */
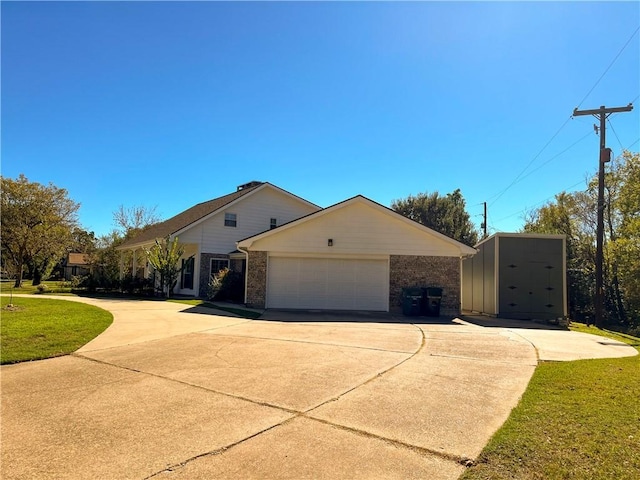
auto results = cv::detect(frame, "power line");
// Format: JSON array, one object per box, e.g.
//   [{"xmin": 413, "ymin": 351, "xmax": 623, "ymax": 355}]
[
  {"xmin": 490, "ymin": 137, "xmax": 639, "ymax": 228},
  {"xmin": 492, "ymin": 179, "xmax": 587, "ymax": 224},
  {"xmin": 514, "ymin": 130, "xmax": 593, "ymax": 184},
  {"xmin": 487, "ymin": 116, "xmax": 573, "ymax": 206},
  {"xmin": 607, "ymin": 118, "xmax": 625, "ymax": 151},
  {"xmin": 486, "ymin": 26, "xmax": 640, "ymax": 208},
  {"xmin": 575, "ymin": 26, "xmax": 640, "ymax": 109}
]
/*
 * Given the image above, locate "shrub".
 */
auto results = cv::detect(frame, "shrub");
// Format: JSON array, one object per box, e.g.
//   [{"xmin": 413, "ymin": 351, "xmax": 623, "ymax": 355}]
[
  {"xmin": 120, "ymin": 275, "xmax": 154, "ymax": 296},
  {"xmin": 207, "ymin": 268, "xmax": 244, "ymax": 303},
  {"xmin": 36, "ymin": 284, "xmax": 49, "ymax": 294}
]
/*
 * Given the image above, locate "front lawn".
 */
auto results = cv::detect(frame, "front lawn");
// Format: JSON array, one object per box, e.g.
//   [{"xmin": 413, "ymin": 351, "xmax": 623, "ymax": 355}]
[
  {"xmin": 0, "ymin": 280, "xmax": 75, "ymax": 295},
  {"xmin": 461, "ymin": 329, "xmax": 640, "ymax": 480},
  {"xmin": 1, "ymin": 297, "xmax": 113, "ymax": 364}
]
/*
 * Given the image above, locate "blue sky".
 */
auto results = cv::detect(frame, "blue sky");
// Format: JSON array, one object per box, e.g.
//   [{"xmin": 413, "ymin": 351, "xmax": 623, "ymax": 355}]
[{"xmin": 2, "ymin": 1, "xmax": 639, "ymax": 238}]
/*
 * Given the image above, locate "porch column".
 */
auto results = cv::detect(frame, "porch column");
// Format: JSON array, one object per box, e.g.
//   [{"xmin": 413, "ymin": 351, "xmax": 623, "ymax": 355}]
[
  {"xmin": 119, "ymin": 251, "xmax": 125, "ymax": 281},
  {"xmin": 132, "ymin": 249, "xmax": 137, "ymax": 278}
]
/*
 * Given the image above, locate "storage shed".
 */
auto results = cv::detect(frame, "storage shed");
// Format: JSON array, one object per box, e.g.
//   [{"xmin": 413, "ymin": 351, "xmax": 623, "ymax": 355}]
[{"xmin": 462, "ymin": 233, "xmax": 567, "ymax": 321}]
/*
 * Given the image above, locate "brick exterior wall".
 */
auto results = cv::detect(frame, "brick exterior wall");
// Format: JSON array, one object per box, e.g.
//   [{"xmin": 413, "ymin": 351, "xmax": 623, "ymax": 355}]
[
  {"xmin": 198, "ymin": 253, "xmax": 230, "ymax": 299},
  {"xmin": 245, "ymin": 251, "xmax": 267, "ymax": 308},
  {"xmin": 389, "ymin": 255, "xmax": 461, "ymax": 316}
]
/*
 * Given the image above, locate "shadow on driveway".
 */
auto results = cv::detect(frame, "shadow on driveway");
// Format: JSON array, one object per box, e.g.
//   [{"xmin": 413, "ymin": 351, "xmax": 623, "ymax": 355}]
[
  {"xmin": 459, "ymin": 314, "xmax": 567, "ymax": 330},
  {"xmin": 255, "ymin": 309, "xmax": 465, "ymax": 325}
]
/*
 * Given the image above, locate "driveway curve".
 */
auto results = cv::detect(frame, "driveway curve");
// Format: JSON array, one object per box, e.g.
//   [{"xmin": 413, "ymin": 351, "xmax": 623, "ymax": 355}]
[{"xmin": 1, "ymin": 296, "xmax": 636, "ymax": 479}]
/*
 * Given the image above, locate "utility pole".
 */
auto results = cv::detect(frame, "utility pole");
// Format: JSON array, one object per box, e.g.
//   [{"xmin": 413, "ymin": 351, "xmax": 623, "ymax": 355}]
[
  {"xmin": 482, "ymin": 202, "xmax": 487, "ymax": 238},
  {"xmin": 572, "ymin": 104, "xmax": 633, "ymax": 328}
]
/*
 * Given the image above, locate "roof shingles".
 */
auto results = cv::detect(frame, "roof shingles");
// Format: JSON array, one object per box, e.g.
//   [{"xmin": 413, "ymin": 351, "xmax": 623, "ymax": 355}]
[{"xmin": 119, "ymin": 183, "xmax": 263, "ymax": 248}]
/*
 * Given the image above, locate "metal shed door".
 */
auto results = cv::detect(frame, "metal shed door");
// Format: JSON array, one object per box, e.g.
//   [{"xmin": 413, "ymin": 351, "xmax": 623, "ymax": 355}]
[{"xmin": 266, "ymin": 257, "xmax": 389, "ymax": 311}]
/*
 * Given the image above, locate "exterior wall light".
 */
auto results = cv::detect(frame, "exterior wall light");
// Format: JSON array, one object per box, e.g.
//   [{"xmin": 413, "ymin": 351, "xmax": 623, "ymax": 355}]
[{"xmin": 328, "ymin": 239, "xmax": 333, "ymax": 246}]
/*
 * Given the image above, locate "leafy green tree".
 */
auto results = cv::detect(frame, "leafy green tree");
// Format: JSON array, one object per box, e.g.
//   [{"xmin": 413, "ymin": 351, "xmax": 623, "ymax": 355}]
[
  {"xmin": 391, "ymin": 189, "xmax": 479, "ymax": 246},
  {"xmin": 604, "ymin": 151, "xmax": 640, "ymax": 325},
  {"xmin": 86, "ymin": 231, "xmax": 125, "ymax": 290},
  {"xmin": 524, "ymin": 151, "xmax": 639, "ymax": 329},
  {"xmin": 144, "ymin": 236, "xmax": 186, "ymax": 298},
  {"xmin": 1, "ymin": 175, "xmax": 80, "ymax": 287}
]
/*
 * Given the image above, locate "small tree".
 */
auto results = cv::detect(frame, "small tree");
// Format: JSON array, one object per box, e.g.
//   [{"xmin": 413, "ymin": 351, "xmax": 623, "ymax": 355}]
[{"xmin": 144, "ymin": 236, "xmax": 185, "ymax": 298}]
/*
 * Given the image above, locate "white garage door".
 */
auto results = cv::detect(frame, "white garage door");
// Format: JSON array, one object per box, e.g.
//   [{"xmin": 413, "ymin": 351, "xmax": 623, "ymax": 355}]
[{"xmin": 267, "ymin": 257, "xmax": 389, "ymax": 311}]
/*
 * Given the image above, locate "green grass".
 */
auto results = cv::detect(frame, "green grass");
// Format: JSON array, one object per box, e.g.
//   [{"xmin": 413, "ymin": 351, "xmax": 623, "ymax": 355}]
[
  {"xmin": 569, "ymin": 321, "xmax": 640, "ymax": 347},
  {"xmin": 0, "ymin": 280, "xmax": 76, "ymax": 295},
  {"xmin": 461, "ymin": 329, "xmax": 640, "ymax": 480},
  {"xmin": 1, "ymin": 297, "xmax": 113, "ymax": 364}
]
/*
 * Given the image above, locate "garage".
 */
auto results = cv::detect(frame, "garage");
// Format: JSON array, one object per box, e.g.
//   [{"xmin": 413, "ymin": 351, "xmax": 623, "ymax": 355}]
[
  {"xmin": 238, "ymin": 195, "xmax": 477, "ymax": 313},
  {"xmin": 266, "ymin": 256, "xmax": 389, "ymax": 311}
]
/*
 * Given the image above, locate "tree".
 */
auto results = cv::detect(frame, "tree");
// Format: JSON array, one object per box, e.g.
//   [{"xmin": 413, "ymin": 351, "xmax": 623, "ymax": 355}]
[
  {"xmin": 144, "ymin": 236, "xmax": 185, "ymax": 298},
  {"xmin": 81, "ymin": 205, "xmax": 159, "ymax": 290},
  {"xmin": 113, "ymin": 205, "xmax": 160, "ymax": 239},
  {"xmin": 604, "ymin": 151, "xmax": 640, "ymax": 326},
  {"xmin": 391, "ymin": 189, "xmax": 479, "ymax": 246},
  {"xmin": 1, "ymin": 175, "xmax": 80, "ymax": 287},
  {"xmin": 85, "ymin": 231, "xmax": 124, "ymax": 290},
  {"xmin": 524, "ymin": 151, "xmax": 640, "ymax": 330}
]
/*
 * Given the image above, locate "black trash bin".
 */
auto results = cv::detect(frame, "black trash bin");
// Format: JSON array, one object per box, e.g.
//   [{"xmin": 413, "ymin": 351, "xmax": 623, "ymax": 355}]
[
  {"xmin": 422, "ymin": 287, "xmax": 443, "ymax": 317},
  {"xmin": 402, "ymin": 287, "xmax": 423, "ymax": 316}
]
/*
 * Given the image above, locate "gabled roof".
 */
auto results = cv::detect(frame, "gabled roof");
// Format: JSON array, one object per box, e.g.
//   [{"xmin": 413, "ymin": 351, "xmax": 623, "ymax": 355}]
[
  {"xmin": 67, "ymin": 253, "xmax": 90, "ymax": 265},
  {"xmin": 119, "ymin": 182, "xmax": 317, "ymax": 249},
  {"xmin": 237, "ymin": 194, "xmax": 477, "ymax": 256}
]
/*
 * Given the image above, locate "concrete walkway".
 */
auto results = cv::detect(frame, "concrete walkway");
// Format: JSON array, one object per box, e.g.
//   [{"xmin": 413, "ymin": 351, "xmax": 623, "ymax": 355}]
[{"xmin": 1, "ymin": 296, "xmax": 636, "ymax": 479}]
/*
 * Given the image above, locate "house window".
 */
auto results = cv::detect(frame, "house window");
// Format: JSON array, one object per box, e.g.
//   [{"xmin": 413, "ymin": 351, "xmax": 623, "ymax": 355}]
[
  {"xmin": 270, "ymin": 218, "xmax": 277, "ymax": 230},
  {"xmin": 181, "ymin": 257, "xmax": 194, "ymax": 290},
  {"xmin": 224, "ymin": 213, "xmax": 237, "ymax": 227},
  {"xmin": 211, "ymin": 258, "xmax": 230, "ymax": 276}
]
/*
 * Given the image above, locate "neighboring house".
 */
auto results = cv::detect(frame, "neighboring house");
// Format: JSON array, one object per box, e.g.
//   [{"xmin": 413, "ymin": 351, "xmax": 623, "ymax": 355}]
[
  {"xmin": 117, "ymin": 181, "xmax": 320, "ymax": 297},
  {"xmin": 462, "ymin": 233, "xmax": 567, "ymax": 321},
  {"xmin": 62, "ymin": 253, "xmax": 91, "ymax": 280},
  {"xmin": 237, "ymin": 195, "xmax": 477, "ymax": 314}
]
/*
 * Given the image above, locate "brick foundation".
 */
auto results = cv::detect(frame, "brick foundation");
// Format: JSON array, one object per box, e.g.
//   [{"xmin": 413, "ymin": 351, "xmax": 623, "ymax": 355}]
[{"xmin": 389, "ymin": 255, "xmax": 461, "ymax": 316}]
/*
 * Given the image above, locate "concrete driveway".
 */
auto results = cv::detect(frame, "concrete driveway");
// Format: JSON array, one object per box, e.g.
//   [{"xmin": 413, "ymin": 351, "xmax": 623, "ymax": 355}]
[{"xmin": 1, "ymin": 297, "xmax": 636, "ymax": 479}]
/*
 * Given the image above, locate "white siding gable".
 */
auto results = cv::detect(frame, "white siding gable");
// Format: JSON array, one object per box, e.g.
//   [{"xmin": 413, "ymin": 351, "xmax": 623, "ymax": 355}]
[
  {"xmin": 244, "ymin": 198, "xmax": 472, "ymax": 257},
  {"xmin": 178, "ymin": 186, "xmax": 318, "ymax": 254}
]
